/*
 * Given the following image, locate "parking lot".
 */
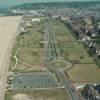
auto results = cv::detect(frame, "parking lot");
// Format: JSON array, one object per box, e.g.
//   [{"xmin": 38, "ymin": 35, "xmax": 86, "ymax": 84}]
[{"xmin": 11, "ymin": 72, "xmax": 59, "ymax": 90}]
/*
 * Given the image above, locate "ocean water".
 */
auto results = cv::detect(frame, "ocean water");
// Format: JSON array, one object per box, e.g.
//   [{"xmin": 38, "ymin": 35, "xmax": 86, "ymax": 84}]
[
  {"xmin": 0, "ymin": 14, "xmax": 5, "ymax": 16},
  {"xmin": 0, "ymin": 7, "xmax": 11, "ymax": 16}
]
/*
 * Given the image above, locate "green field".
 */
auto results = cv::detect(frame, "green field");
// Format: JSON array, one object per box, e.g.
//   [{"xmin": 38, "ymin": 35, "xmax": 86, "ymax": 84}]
[
  {"xmin": 62, "ymin": 42, "xmax": 94, "ymax": 63},
  {"xmin": 5, "ymin": 89, "xmax": 69, "ymax": 100},
  {"xmin": 52, "ymin": 19, "xmax": 100, "ymax": 83},
  {"xmin": 52, "ymin": 19, "xmax": 94, "ymax": 63},
  {"xmin": 6, "ymin": 18, "xmax": 70, "ymax": 100},
  {"xmin": 68, "ymin": 64, "xmax": 100, "ymax": 83},
  {"xmin": 48, "ymin": 60, "xmax": 70, "ymax": 71},
  {"xmin": 9, "ymin": 21, "xmax": 45, "ymax": 72}
]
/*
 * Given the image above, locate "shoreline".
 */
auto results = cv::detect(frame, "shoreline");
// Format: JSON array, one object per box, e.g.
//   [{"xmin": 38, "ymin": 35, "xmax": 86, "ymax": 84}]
[{"xmin": 0, "ymin": 16, "xmax": 21, "ymax": 100}]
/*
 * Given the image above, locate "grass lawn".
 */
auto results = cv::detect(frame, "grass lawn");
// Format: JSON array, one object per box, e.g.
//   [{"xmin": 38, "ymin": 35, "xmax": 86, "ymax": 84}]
[
  {"xmin": 62, "ymin": 42, "xmax": 94, "ymax": 63},
  {"xmin": 9, "ymin": 21, "xmax": 45, "ymax": 72},
  {"xmin": 12, "ymin": 61, "xmax": 43, "ymax": 72},
  {"xmin": 53, "ymin": 19, "xmax": 93, "ymax": 63},
  {"xmin": 52, "ymin": 19, "xmax": 100, "ymax": 83},
  {"xmin": 17, "ymin": 47, "xmax": 41, "ymax": 66},
  {"xmin": 48, "ymin": 60, "xmax": 68, "ymax": 71},
  {"xmin": 5, "ymin": 89, "xmax": 69, "ymax": 100},
  {"xmin": 67, "ymin": 64, "xmax": 100, "ymax": 83},
  {"xmin": 52, "ymin": 19, "xmax": 73, "ymax": 41}
]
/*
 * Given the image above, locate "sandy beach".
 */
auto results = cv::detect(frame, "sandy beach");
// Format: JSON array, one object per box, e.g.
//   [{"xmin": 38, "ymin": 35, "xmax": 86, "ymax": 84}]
[{"xmin": 0, "ymin": 16, "xmax": 21, "ymax": 100}]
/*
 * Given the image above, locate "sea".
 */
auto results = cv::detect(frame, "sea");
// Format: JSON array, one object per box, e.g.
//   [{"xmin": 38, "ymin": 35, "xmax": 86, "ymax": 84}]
[{"xmin": 0, "ymin": 7, "xmax": 9, "ymax": 16}]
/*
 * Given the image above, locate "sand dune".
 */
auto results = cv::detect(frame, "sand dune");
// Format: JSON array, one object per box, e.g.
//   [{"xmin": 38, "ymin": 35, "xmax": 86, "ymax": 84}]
[{"xmin": 0, "ymin": 16, "xmax": 21, "ymax": 100}]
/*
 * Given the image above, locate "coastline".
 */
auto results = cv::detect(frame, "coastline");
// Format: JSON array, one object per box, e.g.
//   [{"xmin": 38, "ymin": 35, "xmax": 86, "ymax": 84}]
[{"xmin": 0, "ymin": 16, "xmax": 21, "ymax": 100}]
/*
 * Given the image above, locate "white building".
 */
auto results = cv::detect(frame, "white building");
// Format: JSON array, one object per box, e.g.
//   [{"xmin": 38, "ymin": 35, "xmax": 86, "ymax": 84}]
[{"xmin": 32, "ymin": 18, "xmax": 40, "ymax": 22}]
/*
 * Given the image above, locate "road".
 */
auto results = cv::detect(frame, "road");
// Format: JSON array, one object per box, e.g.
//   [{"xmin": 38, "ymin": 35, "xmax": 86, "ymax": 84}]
[
  {"xmin": 45, "ymin": 17, "xmax": 61, "ymax": 62},
  {"xmin": 45, "ymin": 17, "xmax": 80, "ymax": 100},
  {"xmin": 58, "ymin": 69, "xmax": 80, "ymax": 100}
]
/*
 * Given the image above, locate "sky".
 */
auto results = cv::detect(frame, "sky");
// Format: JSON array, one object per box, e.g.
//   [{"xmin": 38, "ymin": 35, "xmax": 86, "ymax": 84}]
[{"xmin": 0, "ymin": 0, "xmax": 100, "ymax": 7}]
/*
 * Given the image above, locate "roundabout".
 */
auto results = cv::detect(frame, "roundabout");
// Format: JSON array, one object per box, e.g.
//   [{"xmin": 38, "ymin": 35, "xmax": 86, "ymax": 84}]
[{"xmin": 48, "ymin": 59, "xmax": 72, "ymax": 71}]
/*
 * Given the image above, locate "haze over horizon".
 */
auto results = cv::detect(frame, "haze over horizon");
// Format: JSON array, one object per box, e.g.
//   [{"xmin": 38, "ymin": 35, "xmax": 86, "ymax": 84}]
[{"xmin": 0, "ymin": 0, "xmax": 100, "ymax": 7}]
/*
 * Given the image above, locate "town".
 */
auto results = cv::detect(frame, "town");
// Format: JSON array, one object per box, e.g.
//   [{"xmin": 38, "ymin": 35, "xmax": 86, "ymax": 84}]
[{"xmin": 0, "ymin": 1, "xmax": 100, "ymax": 100}]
